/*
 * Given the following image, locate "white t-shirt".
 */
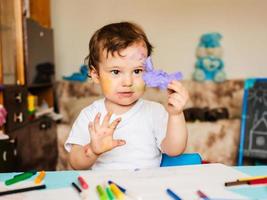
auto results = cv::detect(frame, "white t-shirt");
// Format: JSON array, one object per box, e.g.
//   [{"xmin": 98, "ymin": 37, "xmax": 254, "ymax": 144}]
[{"xmin": 65, "ymin": 98, "xmax": 168, "ymax": 170}]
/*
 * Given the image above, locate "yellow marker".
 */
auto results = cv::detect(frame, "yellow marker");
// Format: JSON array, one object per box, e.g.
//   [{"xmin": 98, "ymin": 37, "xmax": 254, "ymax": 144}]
[
  {"xmin": 110, "ymin": 183, "xmax": 125, "ymax": 200},
  {"xmin": 34, "ymin": 171, "xmax": 46, "ymax": 184},
  {"xmin": 238, "ymin": 176, "xmax": 267, "ymax": 181}
]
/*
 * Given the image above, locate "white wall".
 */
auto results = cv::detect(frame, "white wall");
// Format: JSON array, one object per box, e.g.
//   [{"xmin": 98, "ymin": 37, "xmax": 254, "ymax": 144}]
[{"xmin": 51, "ymin": 0, "xmax": 267, "ymax": 80}]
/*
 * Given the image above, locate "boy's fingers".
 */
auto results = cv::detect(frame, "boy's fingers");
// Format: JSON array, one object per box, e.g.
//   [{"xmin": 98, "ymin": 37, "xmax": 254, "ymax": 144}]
[
  {"xmin": 168, "ymin": 97, "xmax": 182, "ymax": 108},
  {"xmin": 88, "ymin": 121, "xmax": 95, "ymax": 136},
  {"xmin": 94, "ymin": 112, "xmax": 101, "ymax": 130},
  {"xmin": 103, "ymin": 112, "xmax": 112, "ymax": 127},
  {"xmin": 109, "ymin": 118, "xmax": 121, "ymax": 130},
  {"xmin": 112, "ymin": 139, "xmax": 126, "ymax": 148},
  {"xmin": 167, "ymin": 81, "xmax": 185, "ymax": 93},
  {"xmin": 169, "ymin": 93, "xmax": 187, "ymax": 104},
  {"xmin": 168, "ymin": 97, "xmax": 184, "ymax": 113},
  {"xmin": 168, "ymin": 86, "xmax": 189, "ymax": 102}
]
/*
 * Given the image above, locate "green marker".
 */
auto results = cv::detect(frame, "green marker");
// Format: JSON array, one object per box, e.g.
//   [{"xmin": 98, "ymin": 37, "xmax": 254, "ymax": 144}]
[
  {"xmin": 5, "ymin": 172, "xmax": 35, "ymax": 186},
  {"xmin": 96, "ymin": 185, "xmax": 108, "ymax": 200},
  {"xmin": 106, "ymin": 186, "xmax": 115, "ymax": 200},
  {"xmin": 14, "ymin": 170, "xmax": 37, "ymax": 178}
]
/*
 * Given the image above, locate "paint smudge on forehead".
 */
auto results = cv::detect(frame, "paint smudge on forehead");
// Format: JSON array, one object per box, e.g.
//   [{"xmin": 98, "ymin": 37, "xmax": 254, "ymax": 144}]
[
  {"xmin": 128, "ymin": 50, "xmax": 146, "ymax": 62},
  {"xmin": 127, "ymin": 43, "xmax": 147, "ymax": 64}
]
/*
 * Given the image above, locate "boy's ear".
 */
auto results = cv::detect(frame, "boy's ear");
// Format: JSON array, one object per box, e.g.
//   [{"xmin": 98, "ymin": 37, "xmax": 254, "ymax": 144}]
[{"xmin": 90, "ymin": 66, "xmax": 100, "ymax": 84}]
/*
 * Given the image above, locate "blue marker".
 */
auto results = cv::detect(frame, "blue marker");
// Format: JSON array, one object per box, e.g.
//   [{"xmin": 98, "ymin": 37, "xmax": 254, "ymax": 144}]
[{"xmin": 166, "ymin": 188, "xmax": 182, "ymax": 200}]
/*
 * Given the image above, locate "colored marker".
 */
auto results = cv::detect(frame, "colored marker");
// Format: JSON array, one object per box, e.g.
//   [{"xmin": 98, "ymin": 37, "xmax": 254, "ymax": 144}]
[
  {"xmin": 78, "ymin": 176, "xmax": 89, "ymax": 189},
  {"xmin": 225, "ymin": 177, "xmax": 267, "ymax": 187},
  {"xmin": 166, "ymin": 188, "xmax": 182, "ymax": 200},
  {"xmin": 248, "ymin": 178, "xmax": 267, "ymax": 185},
  {"xmin": 106, "ymin": 186, "xmax": 115, "ymax": 200},
  {"xmin": 224, "ymin": 180, "xmax": 248, "ymax": 187},
  {"xmin": 109, "ymin": 183, "xmax": 125, "ymax": 200},
  {"xmin": 0, "ymin": 184, "xmax": 46, "ymax": 196},
  {"xmin": 14, "ymin": 170, "xmax": 37, "ymax": 178},
  {"xmin": 5, "ymin": 172, "xmax": 35, "ymax": 186},
  {"xmin": 34, "ymin": 171, "xmax": 46, "ymax": 184},
  {"xmin": 238, "ymin": 176, "xmax": 267, "ymax": 181},
  {"xmin": 108, "ymin": 180, "xmax": 125, "ymax": 192},
  {"xmin": 72, "ymin": 182, "xmax": 82, "ymax": 193},
  {"xmin": 97, "ymin": 185, "xmax": 108, "ymax": 200},
  {"xmin": 108, "ymin": 180, "xmax": 142, "ymax": 200},
  {"xmin": 72, "ymin": 182, "xmax": 88, "ymax": 199},
  {"xmin": 196, "ymin": 190, "xmax": 210, "ymax": 200}
]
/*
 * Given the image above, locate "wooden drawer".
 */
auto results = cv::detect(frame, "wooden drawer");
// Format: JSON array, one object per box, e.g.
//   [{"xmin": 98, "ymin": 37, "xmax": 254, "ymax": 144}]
[
  {"xmin": 3, "ymin": 85, "xmax": 29, "ymax": 132},
  {"xmin": 0, "ymin": 139, "xmax": 18, "ymax": 172}
]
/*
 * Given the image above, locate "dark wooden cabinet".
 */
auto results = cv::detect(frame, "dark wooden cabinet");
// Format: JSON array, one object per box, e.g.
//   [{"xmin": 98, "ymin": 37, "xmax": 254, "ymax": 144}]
[
  {"xmin": 2, "ymin": 85, "xmax": 58, "ymax": 172},
  {"xmin": 2, "ymin": 84, "xmax": 58, "ymax": 172}
]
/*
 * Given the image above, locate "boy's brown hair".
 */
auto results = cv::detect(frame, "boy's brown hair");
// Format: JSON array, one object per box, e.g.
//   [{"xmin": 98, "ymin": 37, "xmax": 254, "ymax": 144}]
[{"xmin": 85, "ymin": 22, "xmax": 153, "ymax": 72}]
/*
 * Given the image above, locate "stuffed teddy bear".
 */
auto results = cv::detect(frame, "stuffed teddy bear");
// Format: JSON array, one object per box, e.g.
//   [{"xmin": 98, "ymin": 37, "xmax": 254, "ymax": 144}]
[
  {"xmin": 194, "ymin": 56, "xmax": 226, "ymax": 82},
  {"xmin": 193, "ymin": 32, "xmax": 226, "ymax": 82}
]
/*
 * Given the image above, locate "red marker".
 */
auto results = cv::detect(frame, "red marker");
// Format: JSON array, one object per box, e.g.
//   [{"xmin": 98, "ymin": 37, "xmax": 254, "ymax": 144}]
[
  {"xmin": 78, "ymin": 176, "xmax": 88, "ymax": 189},
  {"xmin": 249, "ymin": 178, "xmax": 267, "ymax": 185},
  {"xmin": 196, "ymin": 190, "xmax": 210, "ymax": 200}
]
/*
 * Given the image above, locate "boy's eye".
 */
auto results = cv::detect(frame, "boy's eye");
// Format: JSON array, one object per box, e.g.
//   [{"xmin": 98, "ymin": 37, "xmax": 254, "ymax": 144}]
[
  {"xmin": 111, "ymin": 70, "xmax": 120, "ymax": 75},
  {"xmin": 133, "ymin": 69, "xmax": 143, "ymax": 74}
]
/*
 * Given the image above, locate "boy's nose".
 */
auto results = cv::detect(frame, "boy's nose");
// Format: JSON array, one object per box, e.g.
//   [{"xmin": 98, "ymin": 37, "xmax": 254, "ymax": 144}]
[{"xmin": 122, "ymin": 75, "xmax": 133, "ymax": 87}]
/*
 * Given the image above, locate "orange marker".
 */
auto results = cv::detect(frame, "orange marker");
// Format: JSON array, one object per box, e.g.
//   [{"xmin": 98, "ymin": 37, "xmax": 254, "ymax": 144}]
[
  {"xmin": 78, "ymin": 176, "xmax": 88, "ymax": 189},
  {"xmin": 34, "ymin": 171, "xmax": 46, "ymax": 184}
]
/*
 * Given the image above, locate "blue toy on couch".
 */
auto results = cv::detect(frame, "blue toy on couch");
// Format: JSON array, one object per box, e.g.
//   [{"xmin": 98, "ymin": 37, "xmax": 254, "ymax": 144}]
[{"xmin": 63, "ymin": 65, "xmax": 88, "ymax": 82}]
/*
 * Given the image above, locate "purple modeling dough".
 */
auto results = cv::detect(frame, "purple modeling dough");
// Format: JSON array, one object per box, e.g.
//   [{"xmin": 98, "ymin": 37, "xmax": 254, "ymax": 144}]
[{"xmin": 143, "ymin": 57, "xmax": 183, "ymax": 89}]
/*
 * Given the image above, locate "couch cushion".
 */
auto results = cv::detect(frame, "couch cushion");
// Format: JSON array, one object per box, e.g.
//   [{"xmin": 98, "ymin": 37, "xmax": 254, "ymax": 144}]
[
  {"xmin": 182, "ymin": 80, "xmax": 244, "ymax": 118},
  {"xmin": 65, "ymin": 96, "xmax": 102, "ymax": 125},
  {"xmin": 56, "ymin": 80, "xmax": 102, "ymax": 123},
  {"xmin": 185, "ymin": 119, "xmax": 241, "ymax": 165}
]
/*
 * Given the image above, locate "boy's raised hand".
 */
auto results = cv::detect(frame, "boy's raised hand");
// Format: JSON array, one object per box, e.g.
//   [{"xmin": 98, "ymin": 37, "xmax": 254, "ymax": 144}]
[
  {"xmin": 166, "ymin": 81, "xmax": 189, "ymax": 115},
  {"xmin": 88, "ymin": 112, "xmax": 126, "ymax": 156}
]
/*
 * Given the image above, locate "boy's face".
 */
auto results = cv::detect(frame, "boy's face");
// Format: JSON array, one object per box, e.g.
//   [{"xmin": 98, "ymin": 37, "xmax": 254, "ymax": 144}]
[{"xmin": 91, "ymin": 42, "xmax": 147, "ymax": 107}]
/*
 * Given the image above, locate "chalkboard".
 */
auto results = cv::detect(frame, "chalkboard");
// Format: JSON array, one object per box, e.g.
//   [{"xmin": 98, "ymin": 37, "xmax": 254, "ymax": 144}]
[{"xmin": 238, "ymin": 78, "xmax": 267, "ymax": 165}]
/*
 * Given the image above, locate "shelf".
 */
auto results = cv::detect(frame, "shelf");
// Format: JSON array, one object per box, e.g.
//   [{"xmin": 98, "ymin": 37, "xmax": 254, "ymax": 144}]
[{"xmin": 28, "ymin": 82, "xmax": 53, "ymax": 89}]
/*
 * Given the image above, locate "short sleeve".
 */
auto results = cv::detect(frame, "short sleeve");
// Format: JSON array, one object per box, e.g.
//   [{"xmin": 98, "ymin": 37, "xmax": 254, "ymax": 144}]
[
  {"xmin": 64, "ymin": 108, "xmax": 92, "ymax": 152},
  {"xmin": 152, "ymin": 103, "xmax": 168, "ymax": 150}
]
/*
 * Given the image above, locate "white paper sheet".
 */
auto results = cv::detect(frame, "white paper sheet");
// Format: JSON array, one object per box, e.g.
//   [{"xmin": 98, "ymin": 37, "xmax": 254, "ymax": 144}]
[{"xmin": 78, "ymin": 163, "xmax": 250, "ymax": 200}]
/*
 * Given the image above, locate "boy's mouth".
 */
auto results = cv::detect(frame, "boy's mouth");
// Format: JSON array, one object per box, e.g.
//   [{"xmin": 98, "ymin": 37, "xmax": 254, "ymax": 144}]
[{"xmin": 117, "ymin": 91, "xmax": 134, "ymax": 98}]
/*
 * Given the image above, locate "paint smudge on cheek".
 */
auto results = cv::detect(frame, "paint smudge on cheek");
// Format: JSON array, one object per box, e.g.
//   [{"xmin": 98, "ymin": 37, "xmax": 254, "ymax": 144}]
[
  {"xmin": 132, "ymin": 82, "xmax": 145, "ymax": 92},
  {"xmin": 100, "ymin": 76, "xmax": 113, "ymax": 94}
]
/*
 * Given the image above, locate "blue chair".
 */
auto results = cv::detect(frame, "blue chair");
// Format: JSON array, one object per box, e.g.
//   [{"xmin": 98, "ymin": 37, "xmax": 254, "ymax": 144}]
[{"xmin": 160, "ymin": 153, "xmax": 202, "ymax": 167}]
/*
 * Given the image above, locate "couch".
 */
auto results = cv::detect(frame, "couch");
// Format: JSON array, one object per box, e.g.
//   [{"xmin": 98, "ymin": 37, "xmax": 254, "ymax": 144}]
[{"xmin": 55, "ymin": 79, "xmax": 244, "ymax": 170}]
